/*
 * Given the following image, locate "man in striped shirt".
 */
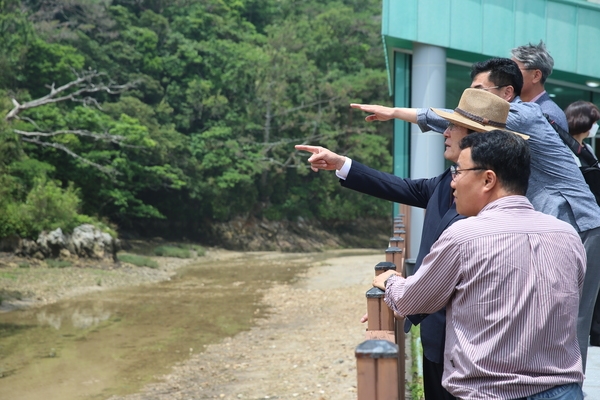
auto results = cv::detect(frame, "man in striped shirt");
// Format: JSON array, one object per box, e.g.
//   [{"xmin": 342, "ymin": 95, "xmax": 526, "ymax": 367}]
[{"xmin": 374, "ymin": 130, "xmax": 585, "ymax": 400}]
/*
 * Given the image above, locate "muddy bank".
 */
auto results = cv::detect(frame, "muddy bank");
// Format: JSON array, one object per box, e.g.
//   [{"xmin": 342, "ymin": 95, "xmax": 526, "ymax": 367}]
[
  {"xmin": 0, "ymin": 248, "xmax": 408, "ymax": 400},
  {"xmin": 125, "ymin": 216, "xmax": 393, "ymax": 252},
  {"xmin": 0, "ymin": 250, "xmax": 321, "ymax": 399},
  {"xmin": 107, "ymin": 249, "xmax": 391, "ymax": 400},
  {"xmin": 0, "ymin": 214, "xmax": 393, "ymax": 312},
  {"xmin": 0, "ymin": 250, "xmax": 203, "ymax": 313}
]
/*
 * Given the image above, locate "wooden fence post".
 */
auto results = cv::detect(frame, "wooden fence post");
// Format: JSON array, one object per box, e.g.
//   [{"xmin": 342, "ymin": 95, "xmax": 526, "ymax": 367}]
[
  {"xmin": 356, "ymin": 204, "xmax": 412, "ymax": 400},
  {"xmin": 389, "ymin": 236, "xmax": 404, "ymax": 250},
  {"xmin": 366, "ymin": 287, "xmax": 395, "ymax": 333},
  {"xmin": 385, "ymin": 246, "xmax": 404, "ymax": 277},
  {"xmin": 367, "ymin": 261, "xmax": 396, "ymax": 341},
  {"xmin": 356, "ymin": 340, "xmax": 399, "ymax": 400},
  {"xmin": 398, "ymin": 204, "xmax": 411, "ymax": 259}
]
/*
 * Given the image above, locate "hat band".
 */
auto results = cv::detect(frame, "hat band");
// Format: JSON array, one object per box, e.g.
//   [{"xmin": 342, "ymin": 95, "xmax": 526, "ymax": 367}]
[{"xmin": 454, "ymin": 107, "xmax": 506, "ymax": 129}]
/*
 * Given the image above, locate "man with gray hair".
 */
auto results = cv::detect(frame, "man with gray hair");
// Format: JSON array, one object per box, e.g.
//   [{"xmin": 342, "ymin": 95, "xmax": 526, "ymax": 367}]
[{"xmin": 511, "ymin": 40, "xmax": 568, "ymax": 131}]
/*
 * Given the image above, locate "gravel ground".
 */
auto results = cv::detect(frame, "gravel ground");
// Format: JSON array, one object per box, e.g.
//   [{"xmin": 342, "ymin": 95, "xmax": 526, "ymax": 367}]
[{"xmin": 0, "ymin": 248, "xmax": 410, "ymax": 400}]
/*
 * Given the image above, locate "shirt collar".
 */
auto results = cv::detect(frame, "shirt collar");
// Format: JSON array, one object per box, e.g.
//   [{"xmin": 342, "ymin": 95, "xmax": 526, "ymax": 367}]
[
  {"xmin": 477, "ymin": 195, "xmax": 533, "ymax": 216},
  {"xmin": 529, "ymin": 90, "xmax": 546, "ymax": 103}
]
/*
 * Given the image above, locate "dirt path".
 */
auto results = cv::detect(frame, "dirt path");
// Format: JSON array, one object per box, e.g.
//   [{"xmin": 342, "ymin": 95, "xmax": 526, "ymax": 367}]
[{"xmin": 104, "ymin": 249, "xmax": 383, "ymax": 400}]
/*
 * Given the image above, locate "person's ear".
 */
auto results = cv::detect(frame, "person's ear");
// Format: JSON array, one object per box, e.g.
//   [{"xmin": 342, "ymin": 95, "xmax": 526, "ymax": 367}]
[
  {"xmin": 502, "ymin": 85, "xmax": 515, "ymax": 102},
  {"xmin": 532, "ymin": 69, "xmax": 543, "ymax": 84},
  {"xmin": 482, "ymin": 170, "xmax": 497, "ymax": 191}
]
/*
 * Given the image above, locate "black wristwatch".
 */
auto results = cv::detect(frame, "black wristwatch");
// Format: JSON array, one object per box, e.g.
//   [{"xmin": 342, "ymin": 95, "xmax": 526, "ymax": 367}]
[{"xmin": 384, "ymin": 275, "xmax": 394, "ymax": 289}]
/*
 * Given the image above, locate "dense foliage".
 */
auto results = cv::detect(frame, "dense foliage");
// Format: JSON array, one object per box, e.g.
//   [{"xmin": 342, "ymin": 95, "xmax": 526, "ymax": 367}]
[{"xmin": 0, "ymin": 0, "xmax": 392, "ymax": 240}]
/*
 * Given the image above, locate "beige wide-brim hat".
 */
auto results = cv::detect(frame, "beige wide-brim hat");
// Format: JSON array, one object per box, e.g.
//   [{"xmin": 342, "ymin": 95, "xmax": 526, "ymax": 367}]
[{"xmin": 431, "ymin": 88, "xmax": 529, "ymax": 140}]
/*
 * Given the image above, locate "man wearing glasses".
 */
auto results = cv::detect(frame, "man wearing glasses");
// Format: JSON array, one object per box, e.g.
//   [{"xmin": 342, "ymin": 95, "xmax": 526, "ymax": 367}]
[
  {"xmin": 296, "ymin": 88, "xmax": 527, "ymax": 400},
  {"xmin": 352, "ymin": 57, "xmax": 600, "ymax": 378},
  {"xmin": 510, "ymin": 41, "xmax": 568, "ymax": 132},
  {"xmin": 374, "ymin": 130, "xmax": 585, "ymax": 400}
]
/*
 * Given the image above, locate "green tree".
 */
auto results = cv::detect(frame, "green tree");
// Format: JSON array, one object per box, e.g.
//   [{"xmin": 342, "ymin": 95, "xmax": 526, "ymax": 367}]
[{"xmin": 0, "ymin": 0, "xmax": 393, "ymax": 241}]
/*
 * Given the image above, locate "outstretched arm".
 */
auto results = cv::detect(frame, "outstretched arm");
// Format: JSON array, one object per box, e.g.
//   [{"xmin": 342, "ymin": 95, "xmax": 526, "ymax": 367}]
[
  {"xmin": 294, "ymin": 145, "xmax": 346, "ymax": 172},
  {"xmin": 350, "ymin": 104, "xmax": 418, "ymax": 124}
]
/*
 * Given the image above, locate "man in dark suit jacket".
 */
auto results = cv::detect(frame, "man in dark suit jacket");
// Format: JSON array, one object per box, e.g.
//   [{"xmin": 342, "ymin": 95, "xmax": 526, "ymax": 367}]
[{"xmin": 296, "ymin": 88, "xmax": 522, "ymax": 400}]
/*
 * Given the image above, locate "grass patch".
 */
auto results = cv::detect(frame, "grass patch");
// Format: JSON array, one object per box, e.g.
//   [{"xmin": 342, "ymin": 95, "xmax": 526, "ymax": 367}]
[
  {"xmin": 18, "ymin": 263, "xmax": 30, "ymax": 269},
  {"xmin": 118, "ymin": 253, "xmax": 159, "ymax": 269},
  {"xmin": 179, "ymin": 244, "xmax": 206, "ymax": 256},
  {"xmin": 46, "ymin": 259, "xmax": 72, "ymax": 268},
  {"xmin": 409, "ymin": 325, "xmax": 424, "ymax": 400},
  {"xmin": 0, "ymin": 272, "xmax": 17, "ymax": 280},
  {"xmin": 153, "ymin": 245, "xmax": 191, "ymax": 258}
]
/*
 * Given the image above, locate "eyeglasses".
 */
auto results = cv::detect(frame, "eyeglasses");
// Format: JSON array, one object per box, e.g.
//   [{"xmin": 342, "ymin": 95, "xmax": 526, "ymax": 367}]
[
  {"xmin": 446, "ymin": 123, "xmax": 461, "ymax": 131},
  {"xmin": 450, "ymin": 165, "xmax": 486, "ymax": 180},
  {"xmin": 475, "ymin": 85, "xmax": 507, "ymax": 92}
]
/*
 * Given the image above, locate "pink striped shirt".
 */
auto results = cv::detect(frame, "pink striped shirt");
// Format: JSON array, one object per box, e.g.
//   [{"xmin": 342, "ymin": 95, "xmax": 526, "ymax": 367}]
[{"xmin": 385, "ymin": 196, "xmax": 585, "ymax": 399}]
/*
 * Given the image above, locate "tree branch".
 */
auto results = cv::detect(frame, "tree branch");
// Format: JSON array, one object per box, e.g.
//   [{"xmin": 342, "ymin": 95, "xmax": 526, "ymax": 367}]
[
  {"xmin": 21, "ymin": 137, "xmax": 118, "ymax": 176},
  {"xmin": 14, "ymin": 128, "xmax": 125, "ymax": 143},
  {"xmin": 272, "ymin": 96, "xmax": 339, "ymax": 118},
  {"xmin": 5, "ymin": 69, "xmax": 137, "ymax": 121},
  {"xmin": 4, "ymin": 69, "xmax": 141, "ymax": 174}
]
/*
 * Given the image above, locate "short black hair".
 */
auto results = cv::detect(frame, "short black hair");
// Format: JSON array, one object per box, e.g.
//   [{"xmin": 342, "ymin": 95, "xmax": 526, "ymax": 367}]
[
  {"xmin": 459, "ymin": 130, "xmax": 530, "ymax": 195},
  {"xmin": 470, "ymin": 58, "xmax": 523, "ymax": 97}
]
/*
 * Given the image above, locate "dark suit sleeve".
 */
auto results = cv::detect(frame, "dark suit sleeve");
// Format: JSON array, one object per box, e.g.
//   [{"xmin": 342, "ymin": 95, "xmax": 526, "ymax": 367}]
[{"xmin": 341, "ymin": 160, "xmax": 442, "ymax": 209}]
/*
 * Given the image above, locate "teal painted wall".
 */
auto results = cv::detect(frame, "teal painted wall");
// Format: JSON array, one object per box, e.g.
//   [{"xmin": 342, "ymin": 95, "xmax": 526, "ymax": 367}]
[
  {"xmin": 392, "ymin": 53, "xmax": 411, "ymax": 217},
  {"xmin": 382, "ymin": 0, "xmax": 600, "ymax": 80},
  {"xmin": 392, "ymin": 52, "xmax": 411, "ymax": 217},
  {"xmin": 392, "ymin": 52, "xmax": 411, "ymax": 179}
]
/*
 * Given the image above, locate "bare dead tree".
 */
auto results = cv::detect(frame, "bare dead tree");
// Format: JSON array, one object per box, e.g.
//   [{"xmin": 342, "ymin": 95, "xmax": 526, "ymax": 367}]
[
  {"xmin": 5, "ymin": 69, "xmax": 138, "ymax": 175},
  {"xmin": 5, "ymin": 69, "xmax": 134, "ymax": 121}
]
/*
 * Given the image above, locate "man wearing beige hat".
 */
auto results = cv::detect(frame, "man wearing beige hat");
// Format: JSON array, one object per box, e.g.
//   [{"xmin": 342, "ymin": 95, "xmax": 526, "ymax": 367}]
[
  {"xmin": 296, "ymin": 88, "xmax": 528, "ymax": 400},
  {"xmin": 352, "ymin": 58, "xmax": 600, "ymax": 381}
]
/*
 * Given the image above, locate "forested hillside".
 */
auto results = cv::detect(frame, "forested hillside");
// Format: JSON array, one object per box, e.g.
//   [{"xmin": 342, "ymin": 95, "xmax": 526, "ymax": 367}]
[{"xmin": 0, "ymin": 0, "xmax": 392, "ymax": 242}]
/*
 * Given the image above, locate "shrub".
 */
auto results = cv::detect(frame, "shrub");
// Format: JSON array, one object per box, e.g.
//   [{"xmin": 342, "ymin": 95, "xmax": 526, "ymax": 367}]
[
  {"xmin": 0, "ymin": 174, "xmax": 115, "ymax": 240},
  {"xmin": 0, "ymin": 176, "xmax": 96, "ymax": 239},
  {"xmin": 22, "ymin": 178, "xmax": 82, "ymax": 234}
]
